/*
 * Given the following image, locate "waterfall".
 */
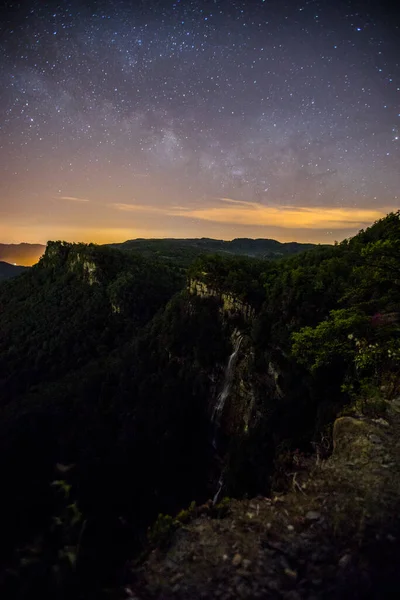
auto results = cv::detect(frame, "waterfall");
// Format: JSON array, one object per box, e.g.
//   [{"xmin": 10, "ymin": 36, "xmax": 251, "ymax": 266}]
[
  {"xmin": 211, "ymin": 334, "xmax": 243, "ymax": 504},
  {"xmin": 212, "ymin": 474, "xmax": 224, "ymax": 505},
  {"xmin": 212, "ymin": 334, "xmax": 243, "ymax": 435}
]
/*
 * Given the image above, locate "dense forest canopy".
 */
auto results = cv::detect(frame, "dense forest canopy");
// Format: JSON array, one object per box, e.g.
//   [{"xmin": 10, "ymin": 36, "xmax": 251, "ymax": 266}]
[{"xmin": 0, "ymin": 212, "xmax": 399, "ymax": 598}]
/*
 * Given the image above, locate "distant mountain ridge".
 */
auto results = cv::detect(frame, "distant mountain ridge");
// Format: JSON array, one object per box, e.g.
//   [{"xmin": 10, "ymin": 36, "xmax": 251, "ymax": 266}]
[
  {"xmin": 112, "ymin": 236, "xmax": 319, "ymax": 253},
  {"xmin": 108, "ymin": 237, "xmax": 322, "ymax": 264},
  {"xmin": 1, "ymin": 238, "xmax": 321, "ymax": 267},
  {"xmin": 0, "ymin": 243, "xmax": 45, "ymax": 266}
]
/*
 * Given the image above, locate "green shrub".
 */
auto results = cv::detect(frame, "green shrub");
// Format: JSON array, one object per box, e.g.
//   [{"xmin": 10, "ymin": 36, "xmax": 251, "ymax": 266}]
[
  {"xmin": 211, "ymin": 497, "xmax": 231, "ymax": 518},
  {"xmin": 147, "ymin": 513, "xmax": 180, "ymax": 547}
]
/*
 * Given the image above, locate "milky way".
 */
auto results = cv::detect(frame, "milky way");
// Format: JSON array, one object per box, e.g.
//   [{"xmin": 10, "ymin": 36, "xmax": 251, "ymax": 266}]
[{"xmin": 0, "ymin": 0, "xmax": 399, "ymax": 243}]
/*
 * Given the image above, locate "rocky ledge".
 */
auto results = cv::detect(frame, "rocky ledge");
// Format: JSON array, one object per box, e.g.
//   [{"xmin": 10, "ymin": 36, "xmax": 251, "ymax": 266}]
[
  {"xmin": 188, "ymin": 279, "xmax": 255, "ymax": 321},
  {"xmin": 126, "ymin": 397, "xmax": 400, "ymax": 599}
]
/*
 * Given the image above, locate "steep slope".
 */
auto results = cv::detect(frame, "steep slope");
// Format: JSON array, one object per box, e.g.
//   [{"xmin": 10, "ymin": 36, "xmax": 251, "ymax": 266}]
[
  {"xmin": 0, "ymin": 241, "xmax": 184, "ymax": 399},
  {"xmin": 131, "ymin": 399, "xmax": 400, "ymax": 599},
  {"xmin": 0, "ymin": 241, "xmax": 186, "ymax": 578}
]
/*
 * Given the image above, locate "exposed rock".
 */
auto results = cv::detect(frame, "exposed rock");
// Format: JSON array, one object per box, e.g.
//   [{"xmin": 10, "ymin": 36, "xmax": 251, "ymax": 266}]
[
  {"xmin": 372, "ymin": 418, "xmax": 389, "ymax": 427},
  {"xmin": 284, "ymin": 568, "xmax": 297, "ymax": 580},
  {"xmin": 338, "ymin": 554, "xmax": 352, "ymax": 569},
  {"xmin": 305, "ymin": 511, "xmax": 321, "ymax": 522},
  {"xmin": 267, "ymin": 361, "xmax": 284, "ymax": 397},
  {"xmin": 332, "ymin": 416, "xmax": 380, "ymax": 460},
  {"xmin": 232, "ymin": 553, "xmax": 242, "ymax": 567},
  {"xmin": 130, "ymin": 407, "xmax": 400, "ymax": 599},
  {"xmin": 188, "ymin": 279, "xmax": 255, "ymax": 321},
  {"xmin": 82, "ymin": 260, "xmax": 98, "ymax": 285},
  {"xmin": 369, "ymin": 434, "xmax": 383, "ymax": 444}
]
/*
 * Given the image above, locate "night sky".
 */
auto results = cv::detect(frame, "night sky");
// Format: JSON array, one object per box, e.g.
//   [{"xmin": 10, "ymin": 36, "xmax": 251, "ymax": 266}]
[{"xmin": 0, "ymin": 0, "xmax": 399, "ymax": 245}]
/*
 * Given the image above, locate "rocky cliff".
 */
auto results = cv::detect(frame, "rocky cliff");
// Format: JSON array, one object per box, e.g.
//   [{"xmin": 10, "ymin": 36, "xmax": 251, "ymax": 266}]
[
  {"xmin": 40, "ymin": 241, "xmax": 99, "ymax": 284},
  {"xmin": 128, "ymin": 396, "xmax": 400, "ymax": 599},
  {"xmin": 188, "ymin": 279, "xmax": 256, "ymax": 321}
]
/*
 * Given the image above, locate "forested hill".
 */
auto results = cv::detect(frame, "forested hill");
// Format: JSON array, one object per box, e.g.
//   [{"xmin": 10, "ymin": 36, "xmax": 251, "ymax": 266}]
[
  {"xmin": 0, "ymin": 213, "xmax": 399, "ymax": 598},
  {"xmin": 0, "ymin": 241, "xmax": 185, "ymax": 392},
  {"xmin": 108, "ymin": 236, "xmax": 320, "ymax": 266},
  {"xmin": 0, "ymin": 237, "xmax": 319, "ymax": 268}
]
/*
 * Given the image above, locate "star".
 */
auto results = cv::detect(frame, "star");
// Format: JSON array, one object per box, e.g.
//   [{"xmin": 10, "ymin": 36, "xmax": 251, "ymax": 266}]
[{"xmin": 0, "ymin": 0, "xmax": 398, "ymax": 245}]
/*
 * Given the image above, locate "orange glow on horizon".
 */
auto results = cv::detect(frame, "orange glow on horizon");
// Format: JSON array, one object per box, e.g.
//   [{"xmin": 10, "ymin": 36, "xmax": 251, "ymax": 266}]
[{"xmin": 1, "ymin": 200, "xmax": 397, "ymax": 260}]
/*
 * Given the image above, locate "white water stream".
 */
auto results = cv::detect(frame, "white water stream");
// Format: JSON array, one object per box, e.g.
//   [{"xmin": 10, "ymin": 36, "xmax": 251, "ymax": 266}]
[
  {"xmin": 212, "ymin": 474, "xmax": 224, "ymax": 505},
  {"xmin": 212, "ymin": 335, "xmax": 243, "ymax": 439},
  {"xmin": 211, "ymin": 334, "xmax": 243, "ymax": 504}
]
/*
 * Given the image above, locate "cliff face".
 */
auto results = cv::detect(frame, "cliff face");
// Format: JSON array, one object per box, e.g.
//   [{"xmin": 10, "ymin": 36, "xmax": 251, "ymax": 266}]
[
  {"xmin": 188, "ymin": 279, "xmax": 255, "ymax": 321},
  {"xmin": 169, "ymin": 288, "xmax": 313, "ymax": 501},
  {"xmin": 187, "ymin": 279, "xmax": 261, "ymax": 457},
  {"xmin": 40, "ymin": 241, "xmax": 99, "ymax": 285},
  {"xmin": 129, "ymin": 397, "xmax": 400, "ymax": 599},
  {"xmin": 210, "ymin": 330, "xmax": 285, "ymax": 443},
  {"xmin": 219, "ymin": 331, "xmax": 256, "ymax": 438},
  {"xmin": 38, "ymin": 241, "xmax": 185, "ymax": 322},
  {"xmin": 187, "ymin": 277, "xmax": 287, "ymax": 458}
]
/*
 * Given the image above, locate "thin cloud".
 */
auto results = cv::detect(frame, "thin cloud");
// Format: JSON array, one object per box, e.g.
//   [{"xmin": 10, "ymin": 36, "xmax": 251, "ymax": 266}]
[
  {"xmin": 112, "ymin": 202, "xmax": 191, "ymax": 213},
  {"xmin": 58, "ymin": 196, "xmax": 90, "ymax": 202},
  {"xmin": 109, "ymin": 198, "xmax": 395, "ymax": 231},
  {"xmin": 111, "ymin": 203, "xmax": 165, "ymax": 214},
  {"xmin": 217, "ymin": 197, "xmax": 259, "ymax": 208},
  {"xmin": 179, "ymin": 202, "xmax": 394, "ymax": 230}
]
